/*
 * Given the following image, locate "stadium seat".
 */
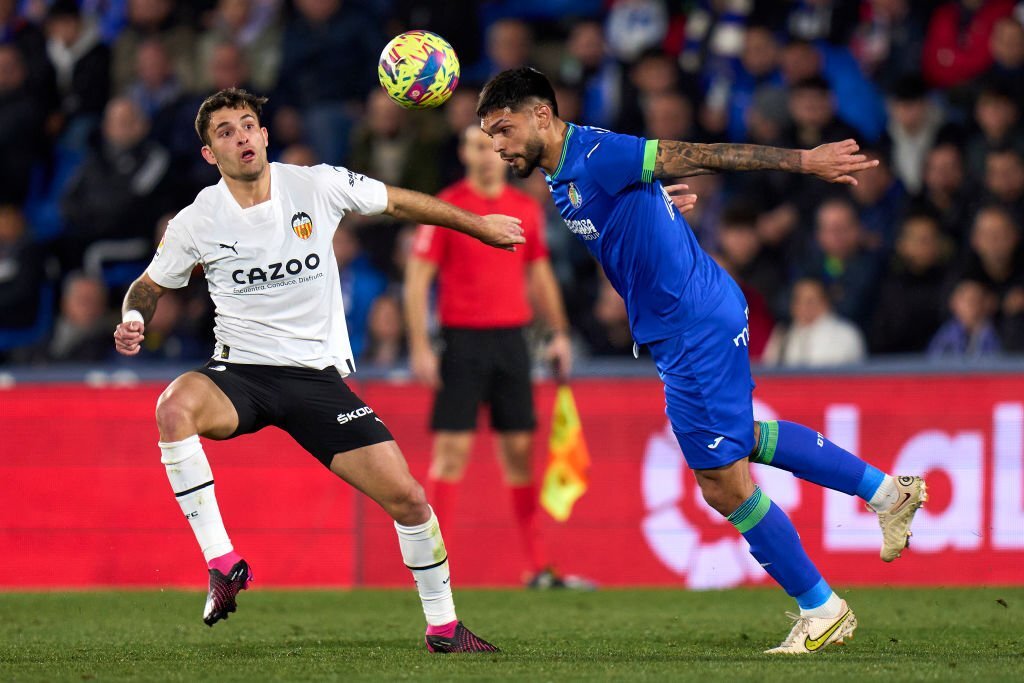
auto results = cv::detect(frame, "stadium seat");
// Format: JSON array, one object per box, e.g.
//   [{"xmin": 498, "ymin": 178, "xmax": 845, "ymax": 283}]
[
  {"xmin": 83, "ymin": 238, "xmax": 152, "ymax": 289},
  {"xmin": 23, "ymin": 147, "xmax": 84, "ymax": 243},
  {"xmin": 0, "ymin": 281, "xmax": 55, "ymax": 353}
]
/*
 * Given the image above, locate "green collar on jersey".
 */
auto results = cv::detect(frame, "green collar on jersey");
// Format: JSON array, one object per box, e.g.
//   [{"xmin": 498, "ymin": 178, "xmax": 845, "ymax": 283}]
[{"xmin": 548, "ymin": 123, "xmax": 575, "ymax": 181}]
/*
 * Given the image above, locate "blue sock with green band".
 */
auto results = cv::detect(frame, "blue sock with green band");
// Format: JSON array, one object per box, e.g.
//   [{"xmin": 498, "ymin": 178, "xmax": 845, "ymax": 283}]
[
  {"xmin": 753, "ymin": 420, "xmax": 882, "ymax": 499},
  {"xmin": 728, "ymin": 486, "xmax": 829, "ymax": 607}
]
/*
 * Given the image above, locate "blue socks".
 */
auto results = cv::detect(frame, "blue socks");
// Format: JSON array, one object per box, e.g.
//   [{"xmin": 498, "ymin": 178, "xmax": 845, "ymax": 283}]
[
  {"xmin": 856, "ymin": 463, "xmax": 886, "ymax": 501},
  {"xmin": 752, "ymin": 420, "xmax": 885, "ymax": 501},
  {"xmin": 728, "ymin": 486, "xmax": 831, "ymax": 609}
]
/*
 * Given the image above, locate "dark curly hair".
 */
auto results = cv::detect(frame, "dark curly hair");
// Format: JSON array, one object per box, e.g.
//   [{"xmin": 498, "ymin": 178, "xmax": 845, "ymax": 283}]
[
  {"xmin": 194, "ymin": 88, "xmax": 268, "ymax": 146},
  {"xmin": 476, "ymin": 67, "xmax": 558, "ymax": 119}
]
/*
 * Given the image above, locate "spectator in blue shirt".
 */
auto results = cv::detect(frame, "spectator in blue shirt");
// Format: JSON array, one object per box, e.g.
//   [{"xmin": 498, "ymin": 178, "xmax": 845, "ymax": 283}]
[{"xmin": 928, "ymin": 279, "xmax": 1002, "ymax": 358}]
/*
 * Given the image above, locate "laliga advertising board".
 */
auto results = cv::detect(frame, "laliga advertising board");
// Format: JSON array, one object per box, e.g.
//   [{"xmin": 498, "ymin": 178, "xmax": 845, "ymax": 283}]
[
  {"xmin": 640, "ymin": 394, "xmax": 1024, "ymax": 589},
  {"xmin": 1, "ymin": 374, "xmax": 1022, "ymax": 587}
]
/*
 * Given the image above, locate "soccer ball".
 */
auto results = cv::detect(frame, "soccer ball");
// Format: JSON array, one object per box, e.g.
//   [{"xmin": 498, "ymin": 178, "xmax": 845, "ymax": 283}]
[{"xmin": 378, "ymin": 30, "xmax": 460, "ymax": 110}]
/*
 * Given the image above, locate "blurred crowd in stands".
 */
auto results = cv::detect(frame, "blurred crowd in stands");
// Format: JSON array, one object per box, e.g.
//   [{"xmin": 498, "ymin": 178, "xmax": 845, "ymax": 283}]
[{"xmin": 1, "ymin": 0, "xmax": 1024, "ymax": 369}]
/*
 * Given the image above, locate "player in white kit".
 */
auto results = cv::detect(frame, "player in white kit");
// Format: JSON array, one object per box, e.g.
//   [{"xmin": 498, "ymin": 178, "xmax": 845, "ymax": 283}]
[{"xmin": 113, "ymin": 89, "xmax": 522, "ymax": 652}]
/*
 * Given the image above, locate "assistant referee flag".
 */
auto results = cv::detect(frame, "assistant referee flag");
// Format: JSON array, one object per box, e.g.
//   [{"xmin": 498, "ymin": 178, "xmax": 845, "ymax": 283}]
[{"xmin": 540, "ymin": 385, "xmax": 591, "ymax": 521}]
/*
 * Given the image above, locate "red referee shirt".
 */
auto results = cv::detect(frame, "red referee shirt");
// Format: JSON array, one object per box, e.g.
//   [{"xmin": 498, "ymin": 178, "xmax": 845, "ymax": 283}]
[{"xmin": 413, "ymin": 179, "xmax": 548, "ymax": 328}]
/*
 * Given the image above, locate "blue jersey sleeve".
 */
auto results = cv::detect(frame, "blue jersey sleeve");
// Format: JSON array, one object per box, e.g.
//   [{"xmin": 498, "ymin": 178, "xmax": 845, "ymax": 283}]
[{"xmin": 581, "ymin": 132, "xmax": 659, "ymax": 196}]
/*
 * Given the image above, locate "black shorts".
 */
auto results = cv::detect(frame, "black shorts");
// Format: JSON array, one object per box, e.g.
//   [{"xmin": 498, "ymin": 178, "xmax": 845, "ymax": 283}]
[
  {"xmin": 195, "ymin": 361, "xmax": 394, "ymax": 467},
  {"xmin": 431, "ymin": 326, "xmax": 536, "ymax": 432}
]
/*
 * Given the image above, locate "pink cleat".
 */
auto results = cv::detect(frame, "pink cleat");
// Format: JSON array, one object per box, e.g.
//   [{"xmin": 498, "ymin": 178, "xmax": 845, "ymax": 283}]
[
  {"xmin": 425, "ymin": 621, "xmax": 499, "ymax": 653},
  {"xmin": 203, "ymin": 559, "xmax": 252, "ymax": 626}
]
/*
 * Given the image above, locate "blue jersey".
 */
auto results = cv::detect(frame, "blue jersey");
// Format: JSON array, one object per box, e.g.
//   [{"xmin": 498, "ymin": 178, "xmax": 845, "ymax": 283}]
[{"xmin": 545, "ymin": 124, "xmax": 731, "ymax": 343}]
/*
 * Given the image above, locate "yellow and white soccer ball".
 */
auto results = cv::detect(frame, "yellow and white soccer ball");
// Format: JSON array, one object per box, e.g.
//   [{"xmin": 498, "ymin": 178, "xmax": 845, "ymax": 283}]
[{"xmin": 378, "ymin": 30, "xmax": 460, "ymax": 110}]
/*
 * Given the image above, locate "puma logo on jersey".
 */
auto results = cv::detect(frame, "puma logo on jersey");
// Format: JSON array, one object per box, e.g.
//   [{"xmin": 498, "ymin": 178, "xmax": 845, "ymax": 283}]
[
  {"xmin": 218, "ymin": 241, "xmax": 239, "ymax": 254},
  {"xmin": 337, "ymin": 406, "xmax": 374, "ymax": 424},
  {"xmin": 232, "ymin": 253, "xmax": 321, "ymax": 284}
]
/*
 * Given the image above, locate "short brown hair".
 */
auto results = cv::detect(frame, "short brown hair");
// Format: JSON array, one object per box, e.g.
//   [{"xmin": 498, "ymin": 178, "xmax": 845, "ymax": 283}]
[{"xmin": 194, "ymin": 88, "xmax": 268, "ymax": 146}]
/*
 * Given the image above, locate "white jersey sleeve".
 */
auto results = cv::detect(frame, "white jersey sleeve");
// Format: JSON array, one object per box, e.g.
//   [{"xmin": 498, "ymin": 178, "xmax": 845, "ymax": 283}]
[
  {"xmin": 313, "ymin": 164, "xmax": 389, "ymax": 216},
  {"xmin": 146, "ymin": 215, "xmax": 201, "ymax": 289}
]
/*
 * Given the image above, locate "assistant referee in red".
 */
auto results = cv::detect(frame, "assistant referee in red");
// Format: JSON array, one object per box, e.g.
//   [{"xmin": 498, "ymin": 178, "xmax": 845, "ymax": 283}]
[{"xmin": 405, "ymin": 125, "xmax": 572, "ymax": 587}]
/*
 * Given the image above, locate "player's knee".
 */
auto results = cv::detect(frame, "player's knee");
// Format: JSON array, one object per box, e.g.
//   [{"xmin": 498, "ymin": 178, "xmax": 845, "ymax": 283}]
[
  {"xmin": 432, "ymin": 433, "xmax": 472, "ymax": 479},
  {"xmin": 696, "ymin": 480, "xmax": 749, "ymax": 517},
  {"xmin": 155, "ymin": 387, "xmax": 200, "ymax": 440},
  {"xmin": 389, "ymin": 480, "xmax": 431, "ymax": 526},
  {"xmin": 500, "ymin": 457, "xmax": 531, "ymax": 484},
  {"xmin": 698, "ymin": 487, "xmax": 731, "ymax": 517},
  {"xmin": 429, "ymin": 453, "xmax": 468, "ymax": 481}
]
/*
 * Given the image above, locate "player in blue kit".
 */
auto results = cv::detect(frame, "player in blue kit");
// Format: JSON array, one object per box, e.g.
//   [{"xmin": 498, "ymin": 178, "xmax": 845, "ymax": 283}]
[{"xmin": 477, "ymin": 68, "xmax": 928, "ymax": 654}]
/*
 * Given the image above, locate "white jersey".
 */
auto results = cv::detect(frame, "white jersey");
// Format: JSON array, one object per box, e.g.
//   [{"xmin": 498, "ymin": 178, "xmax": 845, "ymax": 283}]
[{"xmin": 146, "ymin": 162, "xmax": 388, "ymax": 374}]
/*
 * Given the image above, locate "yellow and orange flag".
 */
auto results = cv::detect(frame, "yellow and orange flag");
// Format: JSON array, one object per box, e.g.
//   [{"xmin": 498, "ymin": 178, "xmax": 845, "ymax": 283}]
[{"xmin": 540, "ymin": 385, "xmax": 591, "ymax": 521}]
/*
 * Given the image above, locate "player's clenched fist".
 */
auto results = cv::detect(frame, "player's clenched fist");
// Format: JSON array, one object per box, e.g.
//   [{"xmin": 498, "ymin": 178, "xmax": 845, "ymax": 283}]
[
  {"xmin": 113, "ymin": 320, "xmax": 145, "ymax": 355},
  {"xmin": 478, "ymin": 214, "xmax": 525, "ymax": 251}
]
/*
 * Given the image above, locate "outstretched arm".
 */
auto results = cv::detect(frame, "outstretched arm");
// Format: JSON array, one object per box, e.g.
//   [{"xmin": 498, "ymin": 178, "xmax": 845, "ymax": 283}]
[
  {"xmin": 384, "ymin": 185, "xmax": 524, "ymax": 251},
  {"xmin": 653, "ymin": 138, "xmax": 877, "ymax": 185}
]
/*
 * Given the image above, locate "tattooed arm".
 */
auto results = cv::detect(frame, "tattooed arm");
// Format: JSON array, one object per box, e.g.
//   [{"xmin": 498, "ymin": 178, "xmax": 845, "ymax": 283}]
[
  {"xmin": 653, "ymin": 138, "xmax": 877, "ymax": 185},
  {"xmin": 114, "ymin": 272, "xmax": 166, "ymax": 356},
  {"xmin": 123, "ymin": 272, "xmax": 164, "ymax": 323}
]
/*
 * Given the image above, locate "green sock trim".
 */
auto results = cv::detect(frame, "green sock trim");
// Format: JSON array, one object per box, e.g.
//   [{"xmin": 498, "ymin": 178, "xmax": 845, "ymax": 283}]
[
  {"xmin": 728, "ymin": 486, "xmax": 772, "ymax": 534},
  {"xmin": 753, "ymin": 420, "xmax": 778, "ymax": 465}
]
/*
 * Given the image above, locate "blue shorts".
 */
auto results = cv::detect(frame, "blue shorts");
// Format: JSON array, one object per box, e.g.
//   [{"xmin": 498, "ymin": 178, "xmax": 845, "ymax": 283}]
[{"xmin": 647, "ymin": 281, "xmax": 755, "ymax": 470}]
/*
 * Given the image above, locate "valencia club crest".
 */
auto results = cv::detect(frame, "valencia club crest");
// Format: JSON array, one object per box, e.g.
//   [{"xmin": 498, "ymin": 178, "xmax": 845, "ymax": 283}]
[{"xmin": 291, "ymin": 211, "xmax": 313, "ymax": 240}]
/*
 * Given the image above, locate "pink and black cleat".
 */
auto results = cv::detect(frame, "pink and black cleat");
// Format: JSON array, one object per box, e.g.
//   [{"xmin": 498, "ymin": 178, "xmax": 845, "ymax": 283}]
[
  {"xmin": 425, "ymin": 621, "xmax": 500, "ymax": 653},
  {"xmin": 202, "ymin": 559, "xmax": 252, "ymax": 626}
]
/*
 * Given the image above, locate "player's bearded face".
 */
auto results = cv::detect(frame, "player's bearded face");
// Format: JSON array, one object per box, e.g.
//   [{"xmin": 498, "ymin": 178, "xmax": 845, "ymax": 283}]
[
  {"xmin": 482, "ymin": 108, "xmax": 544, "ymax": 177},
  {"xmin": 511, "ymin": 135, "xmax": 545, "ymax": 178}
]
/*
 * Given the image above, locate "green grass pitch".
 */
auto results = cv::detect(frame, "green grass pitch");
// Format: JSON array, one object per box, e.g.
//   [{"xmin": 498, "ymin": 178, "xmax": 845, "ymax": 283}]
[{"xmin": 2, "ymin": 587, "xmax": 1022, "ymax": 681}]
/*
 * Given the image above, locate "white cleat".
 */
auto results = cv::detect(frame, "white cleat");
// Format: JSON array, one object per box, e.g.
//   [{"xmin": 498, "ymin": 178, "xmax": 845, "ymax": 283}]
[
  {"xmin": 764, "ymin": 600, "xmax": 857, "ymax": 655},
  {"xmin": 877, "ymin": 476, "xmax": 928, "ymax": 562}
]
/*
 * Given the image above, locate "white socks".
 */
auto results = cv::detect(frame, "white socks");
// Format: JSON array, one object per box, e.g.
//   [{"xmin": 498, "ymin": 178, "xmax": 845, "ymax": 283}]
[
  {"xmin": 395, "ymin": 507, "xmax": 457, "ymax": 626},
  {"xmin": 162, "ymin": 436, "xmax": 456, "ymax": 627},
  {"xmin": 867, "ymin": 475, "xmax": 899, "ymax": 512},
  {"xmin": 159, "ymin": 435, "xmax": 233, "ymax": 562},
  {"xmin": 802, "ymin": 591, "xmax": 844, "ymax": 618}
]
